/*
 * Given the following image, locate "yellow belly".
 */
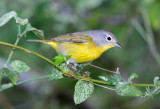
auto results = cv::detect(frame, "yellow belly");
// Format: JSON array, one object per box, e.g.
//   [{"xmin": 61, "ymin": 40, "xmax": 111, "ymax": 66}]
[
  {"xmin": 30, "ymin": 40, "xmax": 114, "ymax": 63},
  {"xmin": 56, "ymin": 42, "xmax": 113, "ymax": 63}
]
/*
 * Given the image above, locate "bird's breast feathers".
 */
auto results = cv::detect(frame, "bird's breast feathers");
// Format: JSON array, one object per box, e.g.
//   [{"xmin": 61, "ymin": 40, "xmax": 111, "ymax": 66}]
[{"xmin": 57, "ymin": 42, "xmax": 113, "ymax": 63}]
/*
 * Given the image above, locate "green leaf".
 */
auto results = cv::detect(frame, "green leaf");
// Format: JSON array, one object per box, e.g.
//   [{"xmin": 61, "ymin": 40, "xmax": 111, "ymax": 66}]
[
  {"xmin": 49, "ymin": 67, "xmax": 64, "ymax": 80},
  {"xmin": 60, "ymin": 63, "xmax": 70, "ymax": 71},
  {"xmin": 145, "ymin": 85, "xmax": 160, "ymax": 98},
  {"xmin": 25, "ymin": 23, "xmax": 44, "ymax": 39},
  {"xmin": 153, "ymin": 76, "xmax": 160, "ymax": 86},
  {"xmin": 129, "ymin": 73, "xmax": 138, "ymax": 80},
  {"xmin": 116, "ymin": 82, "xmax": 142, "ymax": 96},
  {"xmin": 0, "ymin": 11, "xmax": 44, "ymax": 40},
  {"xmin": 145, "ymin": 87, "xmax": 154, "ymax": 98},
  {"xmin": 2, "ymin": 68, "xmax": 20, "ymax": 85},
  {"xmin": 10, "ymin": 60, "xmax": 30, "ymax": 72},
  {"xmin": 74, "ymin": 80, "xmax": 94, "ymax": 104},
  {"xmin": 128, "ymin": 73, "xmax": 138, "ymax": 84},
  {"xmin": 111, "ymin": 73, "xmax": 142, "ymax": 96},
  {"xmin": 116, "ymin": 85, "xmax": 142, "ymax": 96},
  {"xmin": 157, "ymin": 81, "xmax": 160, "ymax": 86},
  {"xmin": 84, "ymin": 71, "xmax": 90, "ymax": 76},
  {"xmin": 99, "ymin": 75, "xmax": 109, "ymax": 81},
  {"xmin": 54, "ymin": 54, "xmax": 65, "ymax": 66},
  {"xmin": 146, "ymin": 87, "xmax": 150, "ymax": 93},
  {"xmin": 0, "ymin": 83, "xmax": 13, "ymax": 92},
  {"xmin": 108, "ymin": 74, "xmax": 124, "ymax": 85},
  {"xmin": 144, "ymin": 77, "xmax": 160, "ymax": 98},
  {"xmin": 65, "ymin": 55, "xmax": 71, "ymax": 61},
  {"xmin": 14, "ymin": 15, "xmax": 28, "ymax": 25},
  {"xmin": 0, "ymin": 11, "xmax": 17, "ymax": 27},
  {"xmin": 0, "ymin": 11, "xmax": 28, "ymax": 27}
]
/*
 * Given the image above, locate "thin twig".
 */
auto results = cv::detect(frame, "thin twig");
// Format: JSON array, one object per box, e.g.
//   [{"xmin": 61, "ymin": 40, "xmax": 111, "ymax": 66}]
[
  {"xmin": 0, "ymin": 74, "xmax": 52, "ymax": 92},
  {"xmin": 0, "ymin": 41, "xmax": 155, "ymax": 87},
  {"xmin": 16, "ymin": 74, "xmax": 51, "ymax": 85},
  {"xmin": 87, "ymin": 63, "xmax": 119, "ymax": 74},
  {"xmin": 4, "ymin": 25, "xmax": 22, "ymax": 67},
  {"xmin": 1, "ymin": 25, "xmax": 23, "ymax": 86},
  {"xmin": 91, "ymin": 82, "xmax": 115, "ymax": 90}
]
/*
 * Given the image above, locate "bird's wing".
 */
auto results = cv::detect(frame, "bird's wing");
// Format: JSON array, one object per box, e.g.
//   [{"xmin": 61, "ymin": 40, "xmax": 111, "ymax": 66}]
[{"xmin": 51, "ymin": 32, "xmax": 93, "ymax": 43}]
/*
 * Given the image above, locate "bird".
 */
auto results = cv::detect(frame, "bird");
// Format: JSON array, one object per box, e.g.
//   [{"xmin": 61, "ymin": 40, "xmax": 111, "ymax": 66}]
[{"xmin": 28, "ymin": 30, "xmax": 121, "ymax": 77}]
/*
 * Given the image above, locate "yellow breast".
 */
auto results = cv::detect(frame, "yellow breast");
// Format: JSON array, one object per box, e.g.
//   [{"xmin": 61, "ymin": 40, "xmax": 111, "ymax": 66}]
[
  {"xmin": 29, "ymin": 39, "xmax": 114, "ymax": 63},
  {"xmin": 56, "ymin": 42, "xmax": 114, "ymax": 63}
]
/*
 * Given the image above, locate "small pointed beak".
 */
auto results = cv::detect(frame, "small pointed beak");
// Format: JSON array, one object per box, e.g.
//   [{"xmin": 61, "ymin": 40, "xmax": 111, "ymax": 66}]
[{"xmin": 114, "ymin": 43, "xmax": 121, "ymax": 48}]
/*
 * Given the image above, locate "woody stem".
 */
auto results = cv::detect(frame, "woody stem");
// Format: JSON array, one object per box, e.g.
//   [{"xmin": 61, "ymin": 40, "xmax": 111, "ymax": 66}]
[{"xmin": 0, "ymin": 41, "xmax": 155, "ymax": 88}]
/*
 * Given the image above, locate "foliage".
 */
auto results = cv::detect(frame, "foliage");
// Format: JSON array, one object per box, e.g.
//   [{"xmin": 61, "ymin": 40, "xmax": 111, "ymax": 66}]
[
  {"xmin": 0, "ymin": 11, "xmax": 160, "ymax": 105},
  {"xmin": 2, "ymin": 68, "xmax": 20, "ymax": 85},
  {"xmin": 0, "ymin": 1, "xmax": 160, "ymax": 108},
  {"xmin": 10, "ymin": 60, "xmax": 30, "ymax": 72},
  {"xmin": 74, "ymin": 80, "xmax": 94, "ymax": 104}
]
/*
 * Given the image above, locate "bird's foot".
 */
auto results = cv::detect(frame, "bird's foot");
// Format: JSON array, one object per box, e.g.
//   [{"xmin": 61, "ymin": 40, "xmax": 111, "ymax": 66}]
[{"xmin": 67, "ymin": 64, "xmax": 77, "ymax": 78}]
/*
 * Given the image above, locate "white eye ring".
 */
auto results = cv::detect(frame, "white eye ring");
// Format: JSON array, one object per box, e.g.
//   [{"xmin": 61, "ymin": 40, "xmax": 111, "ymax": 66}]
[{"xmin": 106, "ymin": 36, "xmax": 112, "ymax": 41}]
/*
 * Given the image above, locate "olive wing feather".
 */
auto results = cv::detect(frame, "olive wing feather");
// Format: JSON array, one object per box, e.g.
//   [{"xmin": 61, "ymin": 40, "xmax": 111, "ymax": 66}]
[{"xmin": 51, "ymin": 32, "xmax": 93, "ymax": 43}]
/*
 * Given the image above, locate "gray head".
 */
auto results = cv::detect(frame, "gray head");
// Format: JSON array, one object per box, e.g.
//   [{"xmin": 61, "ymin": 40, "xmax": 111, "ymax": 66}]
[{"xmin": 82, "ymin": 30, "xmax": 121, "ymax": 48}]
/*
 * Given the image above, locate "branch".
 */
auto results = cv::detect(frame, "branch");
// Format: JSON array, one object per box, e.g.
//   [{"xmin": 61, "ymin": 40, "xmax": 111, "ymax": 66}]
[{"xmin": 0, "ymin": 41, "xmax": 155, "ymax": 87}]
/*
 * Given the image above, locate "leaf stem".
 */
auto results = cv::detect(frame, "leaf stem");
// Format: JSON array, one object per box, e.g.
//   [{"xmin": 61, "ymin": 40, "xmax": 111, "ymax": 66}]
[
  {"xmin": 131, "ymin": 83, "xmax": 154, "ymax": 87},
  {"xmin": 16, "ymin": 74, "xmax": 51, "ymax": 85},
  {"xmin": 91, "ymin": 82, "xmax": 115, "ymax": 90},
  {"xmin": 2, "ymin": 25, "xmax": 22, "ymax": 86},
  {"xmin": 0, "ymin": 74, "xmax": 51, "ymax": 92},
  {"xmin": 4, "ymin": 25, "xmax": 22, "ymax": 67},
  {"xmin": 0, "ymin": 41, "xmax": 155, "ymax": 87},
  {"xmin": 0, "ymin": 41, "xmax": 64, "ymax": 73},
  {"xmin": 87, "ymin": 63, "xmax": 119, "ymax": 74}
]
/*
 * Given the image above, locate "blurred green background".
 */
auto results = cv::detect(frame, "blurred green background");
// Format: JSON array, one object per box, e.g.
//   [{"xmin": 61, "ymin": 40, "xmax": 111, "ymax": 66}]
[{"xmin": 0, "ymin": 0, "xmax": 160, "ymax": 109}]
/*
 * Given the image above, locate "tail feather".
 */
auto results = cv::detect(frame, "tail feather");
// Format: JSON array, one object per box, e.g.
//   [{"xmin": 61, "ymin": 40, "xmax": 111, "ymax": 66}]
[{"xmin": 27, "ymin": 39, "xmax": 58, "ymax": 49}]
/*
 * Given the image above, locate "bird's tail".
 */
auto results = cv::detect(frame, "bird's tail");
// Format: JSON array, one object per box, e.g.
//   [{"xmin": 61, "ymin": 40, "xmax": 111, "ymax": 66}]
[{"xmin": 27, "ymin": 39, "xmax": 58, "ymax": 49}]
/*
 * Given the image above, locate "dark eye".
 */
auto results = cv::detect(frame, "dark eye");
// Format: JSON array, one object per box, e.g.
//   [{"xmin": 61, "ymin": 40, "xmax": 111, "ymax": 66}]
[{"xmin": 107, "ymin": 36, "xmax": 111, "ymax": 41}]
